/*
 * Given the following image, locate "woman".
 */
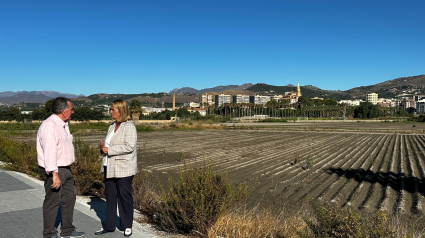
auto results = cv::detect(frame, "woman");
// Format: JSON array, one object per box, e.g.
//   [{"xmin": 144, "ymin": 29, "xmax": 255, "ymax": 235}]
[{"xmin": 95, "ymin": 99, "xmax": 138, "ymax": 237}]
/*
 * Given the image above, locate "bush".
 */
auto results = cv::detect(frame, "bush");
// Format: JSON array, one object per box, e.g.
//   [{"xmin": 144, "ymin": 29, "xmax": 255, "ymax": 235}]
[
  {"xmin": 158, "ymin": 160, "xmax": 249, "ymax": 236},
  {"xmin": 135, "ymin": 124, "xmax": 155, "ymax": 132},
  {"xmin": 299, "ymin": 198, "xmax": 396, "ymax": 238},
  {"xmin": 0, "ymin": 134, "xmax": 39, "ymax": 178},
  {"xmin": 71, "ymin": 139, "xmax": 104, "ymax": 196},
  {"xmin": 132, "ymin": 171, "xmax": 161, "ymax": 220}
]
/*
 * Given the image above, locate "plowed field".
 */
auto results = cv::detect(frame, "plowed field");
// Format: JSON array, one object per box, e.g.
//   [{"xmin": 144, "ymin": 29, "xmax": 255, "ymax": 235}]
[{"xmin": 78, "ymin": 129, "xmax": 425, "ymax": 218}]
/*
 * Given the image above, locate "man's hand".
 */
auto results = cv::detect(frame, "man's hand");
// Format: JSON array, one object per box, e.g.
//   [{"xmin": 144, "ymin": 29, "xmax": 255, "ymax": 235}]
[{"xmin": 51, "ymin": 172, "xmax": 61, "ymax": 189}]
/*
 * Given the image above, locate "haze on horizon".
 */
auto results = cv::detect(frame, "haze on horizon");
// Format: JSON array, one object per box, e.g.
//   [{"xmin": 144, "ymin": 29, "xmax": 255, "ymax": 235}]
[{"xmin": 1, "ymin": 0, "xmax": 424, "ymax": 95}]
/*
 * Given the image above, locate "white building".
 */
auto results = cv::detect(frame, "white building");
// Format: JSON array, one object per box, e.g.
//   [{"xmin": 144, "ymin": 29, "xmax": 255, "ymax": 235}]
[
  {"xmin": 142, "ymin": 107, "xmax": 167, "ymax": 113},
  {"xmin": 199, "ymin": 94, "xmax": 213, "ymax": 106},
  {"xmin": 249, "ymin": 95, "xmax": 270, "ymax": 105},
  {"xmin": 232, "ymin": 95, "xmax": 250, "ymax": 104},
  {"xmin": 270, "ymin": 95, "xmax": 283, "ymax": 101},
  {"xmin": 416, "ymin": 100, "xmax": 425, "ymax": 113},
  {"xmin": 339, "ymin": 100, "xmax": 363, "ymax": 106},
  {"xmin": 189, "ymin": 102, "xmax": 200, "ymax": 108},
  {"xmin": 215, "ymin": 94, "xmax": 231, "ymax": 107},
  {"xmin": 366, "ymin": 93, "xmax": 378, "ymax": 104}
]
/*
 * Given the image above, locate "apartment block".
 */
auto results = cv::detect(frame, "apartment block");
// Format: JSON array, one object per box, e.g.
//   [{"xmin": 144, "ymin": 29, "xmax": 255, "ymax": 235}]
[
  {"xmin": 232, "ymin": 95, "xmax": 250, "ymax": 104},
  {"xmin": 199, "ymin": 94, "xmax": 213, "ymax": 107},
  {"xmin": 366, "ymin": 93, "xmax": 378, "ymax": 104},
  {"xmin": 215, "ymin": 94, "xmax": 231, "ymax": 107},
  {"xmin": 249, "ymin": 95, "xmax": 270, "ymax": 105}
]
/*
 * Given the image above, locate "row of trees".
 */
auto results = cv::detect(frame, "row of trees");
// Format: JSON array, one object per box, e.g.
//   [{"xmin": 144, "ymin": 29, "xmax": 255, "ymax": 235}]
[
  {"xmin": 0, "ymin": 106, "xmax": 107, "ymax": 122},
  {"xmin": 0, "ymin": 98, "xmax": 413, "ymax": 122}
]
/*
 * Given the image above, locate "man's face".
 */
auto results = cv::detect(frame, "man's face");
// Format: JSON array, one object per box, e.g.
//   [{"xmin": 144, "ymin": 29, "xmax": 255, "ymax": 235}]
[{"xmin": 62, "ymin": 101, "xmax": 74, "ymax": 122}]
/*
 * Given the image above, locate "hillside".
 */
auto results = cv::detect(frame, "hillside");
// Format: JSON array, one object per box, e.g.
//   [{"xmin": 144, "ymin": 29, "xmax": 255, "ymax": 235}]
[
  {"xmin": 345, "ymin": 74, "xmax": 425, "ymax": 99},
  {"xmin": 247, "ymin": 84, "xmax": 348, "ymax": 100},
  {"xmin": 248, "ymin": 74, "xmax": 425, "ymax": 100},
  {"xmin": 169, "ymin": 83, "xmax": 253, "ymax": 94}
]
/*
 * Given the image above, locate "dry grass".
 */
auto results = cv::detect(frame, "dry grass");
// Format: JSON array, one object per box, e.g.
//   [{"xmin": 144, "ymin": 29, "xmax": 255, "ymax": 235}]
[
  {"xmin": 388, "ymin": 213, "xmax": 425, "ymax": 238},
  {"xmin": 208, "ymin": 205, "xmax": 306, "ymax": 238},
  {"xmin": 132, "ymin": 171, "xmax": 161, "ymax": 222}
]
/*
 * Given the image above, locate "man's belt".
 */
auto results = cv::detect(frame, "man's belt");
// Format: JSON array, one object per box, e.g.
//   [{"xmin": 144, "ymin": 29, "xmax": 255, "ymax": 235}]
[{"xmin": 39, "ymin": 166, "xmax": 71, "ymax": 169}]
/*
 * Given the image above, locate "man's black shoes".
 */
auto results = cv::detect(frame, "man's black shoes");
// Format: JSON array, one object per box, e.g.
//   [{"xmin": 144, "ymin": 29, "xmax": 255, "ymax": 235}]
[
  {"xmin": 95, "ymin": 228, "xmax": 114, "ymax": 235},
  {"xmin": 61, "ymin": 229, "xmax": 85, "ymax": 238}
]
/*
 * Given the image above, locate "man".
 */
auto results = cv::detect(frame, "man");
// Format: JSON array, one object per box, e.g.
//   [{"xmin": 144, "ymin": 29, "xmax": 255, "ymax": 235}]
[{"xmin": 37, "ymin": 97, "xmax": 85, "ymax": 238}]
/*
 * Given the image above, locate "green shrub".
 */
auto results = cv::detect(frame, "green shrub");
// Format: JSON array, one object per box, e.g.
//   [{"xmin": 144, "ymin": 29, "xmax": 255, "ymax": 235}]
[
  {"xmin": 0, "ymin": 134, "xmax": 39, "ymax": 178},
  {"xmin": 135, "ymin": 124, "xmax": 155, "ymax": 132},
  {"xmin": 299, "ymin": 198, "xmax": 396, "ymax": 238},
  {"xmin": 71, "ymin": 138, "xmax": 104, "ymax": 196},
  {"xmin": 258, "ymin": 118, "xmax": 288, "ymax": 123},
  {"xmin": 158, "ymin": 160, "xmax": 249, "ymax": 236},
  {"xmin": 0, "ymin": 122, "xmax": 40, "ymax": 131}
]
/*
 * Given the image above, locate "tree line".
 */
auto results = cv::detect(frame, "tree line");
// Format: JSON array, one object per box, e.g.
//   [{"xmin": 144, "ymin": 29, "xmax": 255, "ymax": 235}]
[{"xmin": 0, "ymin": 98, "xmax": 413, "ymax": 122}]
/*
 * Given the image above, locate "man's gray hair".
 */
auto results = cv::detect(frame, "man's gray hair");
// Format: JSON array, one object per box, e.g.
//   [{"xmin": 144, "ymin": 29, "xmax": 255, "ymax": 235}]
[{"xmin": 52, "ymin": 97, "xmax": 71, "ymax": 115}]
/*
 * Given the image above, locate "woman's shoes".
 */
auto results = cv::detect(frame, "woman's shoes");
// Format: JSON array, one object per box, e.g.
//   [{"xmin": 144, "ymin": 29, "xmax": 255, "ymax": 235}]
[
  {"xmin": 124, "ymin": 228, "xmax": 132, "ymax": 237},
  {"xmin": 95, "ymin": 228, "xmax": 113, "ymax": 235}
]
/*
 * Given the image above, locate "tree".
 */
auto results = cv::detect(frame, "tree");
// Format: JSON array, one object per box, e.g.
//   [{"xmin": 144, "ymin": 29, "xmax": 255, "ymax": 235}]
[
  {"xmin": 341, "ymin": 104, "xmax": 347, "ymax": 119},
  {"xmin": 177, "ymin": 108, "xmax": 191, "ymax": 118},
  {"xmin": 354, "ymin": 102, "xmax": 379, "ymax": 119},
  {"xmin": 44, "ymin": 99, "xmax": 55, "ymax": 114},
  {"xmin": 72, "ymin": 107, "xmax": 105, "ymax": 121},
  {"xmin": 298, "ymin": 96, "xmax": 309, "ymax": 106},
  {"xmin": 129, "ymin": 99, "xmax": 142, "ymax": 112}
]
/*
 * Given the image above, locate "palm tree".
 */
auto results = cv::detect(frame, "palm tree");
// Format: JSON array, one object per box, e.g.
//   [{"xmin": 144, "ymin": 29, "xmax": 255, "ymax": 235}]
[{"xmin": 129, "ymin": 99, "xmax": 142, "ymax": 125}]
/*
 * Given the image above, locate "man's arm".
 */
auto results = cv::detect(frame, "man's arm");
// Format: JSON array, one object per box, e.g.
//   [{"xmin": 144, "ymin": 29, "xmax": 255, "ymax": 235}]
[{"xmin": 40, "ymin": 125, "xmax": 61, "ymax": 188}]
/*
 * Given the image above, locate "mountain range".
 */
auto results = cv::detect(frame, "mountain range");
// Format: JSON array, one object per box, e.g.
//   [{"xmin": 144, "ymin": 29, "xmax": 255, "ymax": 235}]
[
  {"xmin": 169, "ymin": 83, "xmax": 254, "ymax": 94},
  {"xmin": 1, "ymin": 74, "xmax": 425, "ymax": 106},
  {"xmin": 0, "ymin": 91, "xmax": 83, "ymax": 105}
]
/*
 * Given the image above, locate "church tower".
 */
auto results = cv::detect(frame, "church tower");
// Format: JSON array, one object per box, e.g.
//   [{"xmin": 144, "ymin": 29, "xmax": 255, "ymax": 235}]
[{"xmin": 297, "ymin": 82, "xmax": 302, "ymax": 97}]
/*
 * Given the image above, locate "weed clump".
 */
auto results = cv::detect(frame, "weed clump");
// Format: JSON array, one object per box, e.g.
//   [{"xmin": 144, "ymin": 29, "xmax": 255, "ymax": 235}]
[
  {"xmin": 306, "ymin": 155, "xmax": 314, "ymax": 169},
  {"xmin": 132, "ymin": 171, "xmax": 161, "ymax": 220},
  {"xmin": 299, "ymin": 198, "xmax": 396, "ymax": 238},
  {"xmin": 158, "ymin": 160, "xmax": 249, "ymax": 236}
]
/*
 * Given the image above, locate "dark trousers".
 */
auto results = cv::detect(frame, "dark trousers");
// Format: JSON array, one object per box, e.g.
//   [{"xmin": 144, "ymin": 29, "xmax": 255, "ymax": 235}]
[
  {"xmin": 103, "ymin": 167, "xmax": 134, "ymax": 231},
  {"xmin": 38, "ymin": 167, "xmax": 76, "ymax": 238}
]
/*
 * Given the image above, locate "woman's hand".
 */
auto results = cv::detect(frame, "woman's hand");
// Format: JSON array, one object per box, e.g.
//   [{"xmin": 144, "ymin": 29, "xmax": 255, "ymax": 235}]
[{"xmin": 99, "ymin": 140, "xmax": 108, "ymax": 154}]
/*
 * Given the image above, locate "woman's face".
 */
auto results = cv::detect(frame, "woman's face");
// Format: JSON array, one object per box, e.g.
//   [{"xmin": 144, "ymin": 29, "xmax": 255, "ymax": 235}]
[{"xmin": 110, "ymin": 105, "xmax": 121, "ymax": 121}]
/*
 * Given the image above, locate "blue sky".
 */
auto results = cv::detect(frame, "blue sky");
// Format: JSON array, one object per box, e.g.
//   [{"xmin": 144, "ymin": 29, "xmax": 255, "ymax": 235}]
[{"xmin": 1, "ymin": 1, "xmax": 424, "ymax": 96}]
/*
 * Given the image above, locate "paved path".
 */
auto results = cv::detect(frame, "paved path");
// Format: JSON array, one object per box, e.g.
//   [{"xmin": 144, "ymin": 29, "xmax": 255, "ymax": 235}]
[{"xmin": 0, "ymin": 169, "xmax": 156, "ymax": 238}]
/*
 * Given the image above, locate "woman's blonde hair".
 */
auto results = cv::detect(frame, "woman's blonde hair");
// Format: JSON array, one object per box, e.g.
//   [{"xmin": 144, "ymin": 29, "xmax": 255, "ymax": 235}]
[{"xmin": 112, "ymin": 99, "xmax": 132, "ymax": 122}]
